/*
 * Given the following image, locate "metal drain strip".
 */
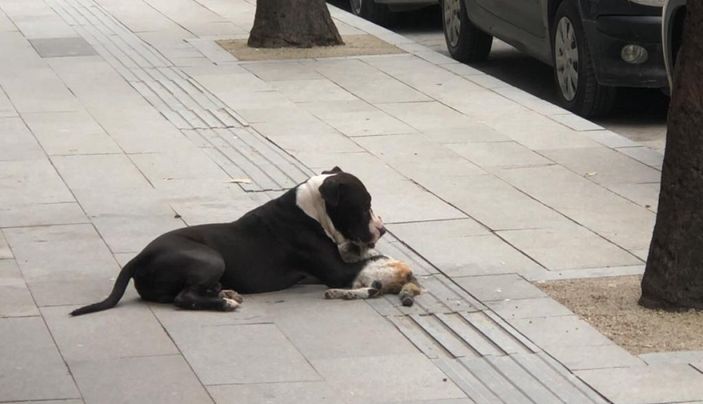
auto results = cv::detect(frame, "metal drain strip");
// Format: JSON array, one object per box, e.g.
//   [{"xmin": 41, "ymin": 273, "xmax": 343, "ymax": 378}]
[{"xmin": 46, "ymin": 0, "xmax": 312, "ymax": 191}]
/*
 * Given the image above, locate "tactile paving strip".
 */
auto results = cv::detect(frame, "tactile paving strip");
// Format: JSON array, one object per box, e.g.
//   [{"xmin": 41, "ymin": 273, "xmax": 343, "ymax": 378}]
[{"xmin": 46, "ymin": 0, "xmax": 312, "ymax": 191}]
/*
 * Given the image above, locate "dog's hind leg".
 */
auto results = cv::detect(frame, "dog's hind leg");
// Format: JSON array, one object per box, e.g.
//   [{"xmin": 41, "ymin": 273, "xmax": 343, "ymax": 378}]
[{"xmin": 172, "ymin": 254, "xmax": 238, "ymax": 311}]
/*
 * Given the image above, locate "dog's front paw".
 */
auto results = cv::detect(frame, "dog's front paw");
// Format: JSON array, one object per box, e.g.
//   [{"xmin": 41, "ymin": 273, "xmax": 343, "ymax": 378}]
[
  {"xmin": 219, "ymin": 289, "xmax": 243, "ymax": 303},
  {"xmin": 221, "ymin": 298, "xmax": 240, "ymax": 311}
]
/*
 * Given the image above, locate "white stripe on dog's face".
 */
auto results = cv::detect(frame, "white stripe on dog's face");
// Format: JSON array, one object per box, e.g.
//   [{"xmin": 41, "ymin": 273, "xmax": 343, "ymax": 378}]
[
  {"xmin": 296, "ymin": 174, "xmax": 346, "ymax": 244},
  {"xmin": 368, "ymin": 209, "xmax": 384, "ymax": 246}
]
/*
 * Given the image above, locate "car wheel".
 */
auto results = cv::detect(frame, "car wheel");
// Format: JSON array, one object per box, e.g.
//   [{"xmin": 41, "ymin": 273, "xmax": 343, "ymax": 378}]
[
  {"xmin": 552, "ymin": 0, "xmax": 615, "ymax": 117},
  {"xmin": 349, "ymin": 0, "xmax": 391, "ymax": 26},
  {"xmin": 442, "ymin": 0, "xmax": 492, "ymax": 63}
]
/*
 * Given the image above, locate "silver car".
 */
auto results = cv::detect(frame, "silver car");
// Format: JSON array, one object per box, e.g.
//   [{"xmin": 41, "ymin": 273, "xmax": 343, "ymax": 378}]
[
  {"xmin": 349, "ymin": 0, "xmax": 436, "ymax": 26},
  {"xmin": 442, "ymin": 0, "xmax": 669, "ymax": 117}
]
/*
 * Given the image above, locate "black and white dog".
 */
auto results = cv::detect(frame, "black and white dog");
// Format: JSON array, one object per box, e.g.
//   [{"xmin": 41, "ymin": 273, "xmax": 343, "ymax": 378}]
[{"xmin": 71, "ymin": 167, "xmax": 386, "ymax": 315}]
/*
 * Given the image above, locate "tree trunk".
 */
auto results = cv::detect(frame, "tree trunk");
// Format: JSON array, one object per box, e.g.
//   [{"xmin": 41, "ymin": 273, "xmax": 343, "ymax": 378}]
[
  {"xmin": 640, "ymin": 1, "xmax": 703, "ymax": 310},
  {"xmin": 248, "ymin": 0, "xmax": 344, "ymax": 48}
]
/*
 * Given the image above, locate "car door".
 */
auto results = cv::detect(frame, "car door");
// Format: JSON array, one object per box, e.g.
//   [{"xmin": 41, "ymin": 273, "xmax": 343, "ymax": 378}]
[{"xmin": 493, "ymin": 0, "xmax": 545, "ymax": 39}]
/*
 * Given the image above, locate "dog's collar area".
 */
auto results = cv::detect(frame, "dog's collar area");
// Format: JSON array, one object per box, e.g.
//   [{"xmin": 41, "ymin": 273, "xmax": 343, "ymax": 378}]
[{"xmin": 295, "ymin": 175, "xmax": 346, "ymax": 245}]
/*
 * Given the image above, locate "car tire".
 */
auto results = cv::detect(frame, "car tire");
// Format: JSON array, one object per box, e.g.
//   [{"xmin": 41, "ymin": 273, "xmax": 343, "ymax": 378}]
[
  {"xmin": 552, "ymin": 0, "xmax": 615, "ymax": 117},
  {"xmin": 350, "ymin": 0, "xmax": 392, "ymax": 26},
  {"xmin": 441, "ymin": 0, "xmax": 492, "ymax": 63}
]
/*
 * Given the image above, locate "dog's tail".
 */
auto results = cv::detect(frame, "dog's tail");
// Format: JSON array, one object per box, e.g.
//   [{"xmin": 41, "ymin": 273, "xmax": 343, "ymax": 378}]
[{"xmin": 70, "ymin": 259, "xmax": 139, "ymax": 316}]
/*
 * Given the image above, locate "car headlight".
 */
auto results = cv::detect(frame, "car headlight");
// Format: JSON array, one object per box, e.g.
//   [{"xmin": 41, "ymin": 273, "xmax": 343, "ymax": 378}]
[{"xmin": 629, "ymin": 0, "xmax": 665, "ymax": 6}]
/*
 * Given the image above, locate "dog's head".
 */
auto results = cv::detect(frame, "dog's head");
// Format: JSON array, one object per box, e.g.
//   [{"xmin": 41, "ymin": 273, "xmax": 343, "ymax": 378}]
[{"xmin": 296, "ymin": 167, "xmax": 386, "ymax": 248}]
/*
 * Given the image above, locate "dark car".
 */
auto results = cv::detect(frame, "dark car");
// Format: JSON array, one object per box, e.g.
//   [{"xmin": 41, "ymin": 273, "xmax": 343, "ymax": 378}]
[
  {"xmin": 442, "ymin": 0, "xmax": 668, "ymax": 117},
  {"xmin": 662, "ymin": 0, "xmax": 687, "ymax": 87}
]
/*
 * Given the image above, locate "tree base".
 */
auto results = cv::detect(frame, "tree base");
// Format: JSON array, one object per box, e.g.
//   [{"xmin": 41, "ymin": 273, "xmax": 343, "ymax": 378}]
[
  {"xmin": 248, "ymin": 0, "xmax": 344, "ymax": 49},
  {"xmin": 638, "ymin": 293, "xmax": 702, "ymax": 312}
]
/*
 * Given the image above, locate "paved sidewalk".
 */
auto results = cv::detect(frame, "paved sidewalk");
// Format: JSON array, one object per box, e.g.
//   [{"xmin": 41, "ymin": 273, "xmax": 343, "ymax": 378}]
[{"xmin": 1, "ymin": 0, "xmax": 701, "ymax": 402}]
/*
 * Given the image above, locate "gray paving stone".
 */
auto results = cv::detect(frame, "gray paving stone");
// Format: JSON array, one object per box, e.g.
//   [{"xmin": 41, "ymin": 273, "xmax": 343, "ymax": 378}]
[
  {"xmin": 452, "ymin": 274, "xmax": 546, "ymax": 301},
  {"xmin": 3, "ymin": 401, "xmax": 83, "ymax": 404},
  {"xmin": 3, "ymin": 224, "xmax": 118, "ymax": 282},
  {"xmin": 29, "ymin": 36, "xmax": 97, "ymax": 58},
  {"xmin": 23, "ymin": 110, "xmax": 122, "ymax": 155},
  {"xmin": 390, "ymin": 220, "xmax": 543, "ymax": 277},
  {"xmin": 311, "ymin": 353, "xmax": 466, "ymax": 403},
  {"xmin": 0, "ymin": 258, "xmax": 39, "ymax": 317},
  {"xmin": 497, "ymin": 225, "xmax": 642, "ymax": 271},
  {"xmin": 582, "ymin": 130, "xmax": 640, "ymax": 148},
  {"xmin": 0, "ymin": 231, "xmax": 10, "ymax": 259},
  {"xmin": 0, "ymin": 117, "xmax": 44, "ymax": 161},
  {"xmin": 320, "ymin": 109, "xmax": 417, "ymax": 137},
  {"xmin": 261, "ymin": 286, "xmax": 418, "ymax": 360},
  {"xmin": 511, "ymin": 315, "xmax": 614, "ymax": 348},
  {"xmin": 209, "ymin": 382, "xmax": 340, "ymax": 404},
  {"xmin": 487, "ymin": 297, "xmax": 573, "ymax": 319},
  {"xmin": 0, "ymin": 317, "xmax": 79, "ymax": 401},
  {"xmin": 167, "ymin": 322, "xmax": 319, "ymax": 385},
  {"xmin": 617, "ymin": 146, "xmax": 664, "ymax": 170},
  {"xmin": 528, "ymin": 265, "xmax": 645, "ymax": 281},
  {"xmin": 496, "ymin": 165, "xmax": 656, "ymax": 250},
  {"xmin": 639, "ymin": 351, "xmax": 703, "ymax": 365},
  {"xmin": 546, "ymin": 344, "xmax": 645, "ymax": 370},
  {"xmin": 0, "ymin": 201, "xmax": 87, "ymax": 228},
  {"xmin": 549, "ymin": 113, "xmax": 604, "ymax": 131},
  {"xmin": 419, "ymin": 174, "xmax": 570, "ymax": 231},
  {"xmin": 0, "ymin": 159, "xmax": 75, "ymax": 207},
  {"xmin": 449, "ymin": 141, "xmax": 551, "ymax": 168},
  {"xmin": 42, "ymin": 303, "xmax": 178, "ymax": 363},
  {"xmin": 540, "ymin": 147, "xmax": 661, "ymax": 185},
  {"xmin": 71, "ymin": 355, "xmax": 211, "ymax": 404},
  {"xmin": 129, "ymin": 149, "xmax": 230, "ymax": 186},
  {"xmin": 242, "ymin": 60, "xmax": 324, "ymax": 81},
  {"xmin": 91, "ymin": 214, "xmax": 184, "ymax": 253},
  {"xmin": 576, "ymin": 365, "xmax": 703, "ymax": 404},
  {"xmin": 377, "ymin": 101, "xmax": 474, "ymax": 131},
  {"xmin": 487, "ymin": 111, "xmax": 600, "ymax": 150}
]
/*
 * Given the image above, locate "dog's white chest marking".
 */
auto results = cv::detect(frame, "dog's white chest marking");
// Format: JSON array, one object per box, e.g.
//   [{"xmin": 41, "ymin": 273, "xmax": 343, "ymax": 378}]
[{"xmin": 295, "ymin": 174, "xmax": 346, "ymax": 244}]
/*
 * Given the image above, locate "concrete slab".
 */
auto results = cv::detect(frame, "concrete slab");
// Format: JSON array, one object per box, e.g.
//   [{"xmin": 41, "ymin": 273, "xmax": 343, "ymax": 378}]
[
  {"xmin": 454, "ymin": 274, "xmax": 547, "ymax": 302},
  {"xmin": 71, "ymin": 355, "xmax": 212, "ymax": 404},
  {"xmin": 29, "ymin": 37, "xmax": 97, "ymax": 58},
  {"xmin": 0, "ymin": 116, "xmax": 44, "ymax": 161},
  {"xmin": 311, "ymin": 353, "xmax": 466, "ymax": 403},
  {"xmin": 419, "ymin": 174, "xmax": 570, "ymax": 231},
  {"xmin": 449, "ymin": 141, "xmax": 551, "ymax": 168},
  {"xmin": 264, "ymin": 288, "xmax": 418, "ymax": 360},
  {"xmin": 0, "ymin": 258, "xmax": 39, "ymax": 317},
  {"xmin": 389, "ymin": 220, "xmax": 543, "ymax": 277},
  {"xmin": 166, "ymin": 322, "xmax": 320, "ymax": 385},
  {"xmin": 0, "ymin": 317, "xmax": 79, "ymax": 402},
  {"xmin": 497, "ymin": 225, "xmax": 642, "ymax": 271},
  {"xmin": 546, "ymin": 344, "xmax": 645, "ymax": 371},
  {"xmin": 511, "ymin": 316, "xmax": 614, "ymax": 348},
  {"xmin": 576, "ymin": 365, "xmax": 703, "ymax": 404},
  {"xmin": 208, "ymin": 382, "xmax": 340, "ymax": 404},
  {"xmin": 540, "ymin": 147, "xmax": 661, "ymax": 185},
  {"xmin": 487, "ymin": 297, "xmax": 573, "ymax": 319},
  {"xmin": 23, "ymin": 110, "xmax": 122, "ymax": 155},
  {"xmin": 42, "ymin": 304, "xmax": 178, "ymax": 363}
]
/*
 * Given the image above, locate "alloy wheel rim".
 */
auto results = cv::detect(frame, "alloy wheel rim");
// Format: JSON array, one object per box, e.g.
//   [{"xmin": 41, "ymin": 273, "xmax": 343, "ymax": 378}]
[
  {"xmin": 351, "ymin": 0, "xmax": 362, "ymax": 15},
  {"xmin": 444, "ymin": 0, "xmax": 461, "ymax": 48},
  {"xmin": 555, "ymin": 16, "xmax": 578, "ymax": 101}
]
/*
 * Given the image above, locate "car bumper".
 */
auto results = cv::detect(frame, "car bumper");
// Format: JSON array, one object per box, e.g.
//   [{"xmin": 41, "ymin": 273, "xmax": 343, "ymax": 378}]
[{"xmin": 583, "ymin": 15, "xmax": 668, "ymax": 89}]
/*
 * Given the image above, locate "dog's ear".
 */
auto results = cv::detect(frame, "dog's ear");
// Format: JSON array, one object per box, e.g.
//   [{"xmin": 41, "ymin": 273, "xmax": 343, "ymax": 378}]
[
  {"xmin": 319, "ymin": 176, "xmax": 344, "ymax": 207},
  {"xmin": 322, "ymin": 166, "xmax": 343, "ymax": 175}
]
